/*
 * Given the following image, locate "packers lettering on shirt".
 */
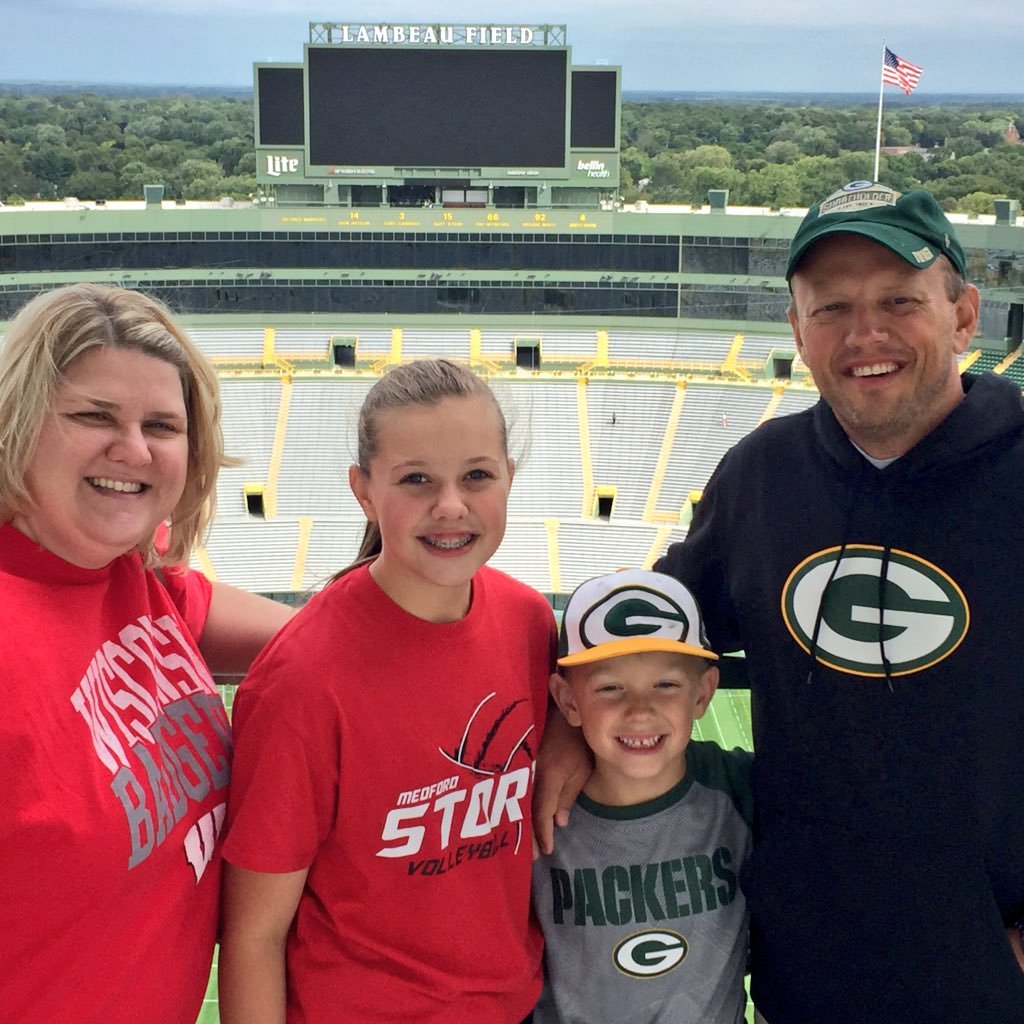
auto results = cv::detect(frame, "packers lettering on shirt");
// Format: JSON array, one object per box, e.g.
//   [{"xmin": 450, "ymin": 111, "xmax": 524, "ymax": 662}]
[{"xmin": 546, "ymin": 847, "xmax": 739, "ymax": 926}]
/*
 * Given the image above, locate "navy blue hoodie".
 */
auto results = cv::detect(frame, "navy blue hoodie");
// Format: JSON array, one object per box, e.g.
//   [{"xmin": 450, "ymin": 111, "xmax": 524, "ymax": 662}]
[{"xmin": 657, "ymin": 372, "xmax": 1024, "ymax": 1024}]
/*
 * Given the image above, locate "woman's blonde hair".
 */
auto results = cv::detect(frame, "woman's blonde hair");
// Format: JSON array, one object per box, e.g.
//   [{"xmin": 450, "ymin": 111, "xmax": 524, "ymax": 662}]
[
  {"xmin": 339, "ymin": 358, "xmax": 507, "ymax": 579},
  {"xmin": 0, "ymin": 283, "xmax": 229, "ymax": 566}
]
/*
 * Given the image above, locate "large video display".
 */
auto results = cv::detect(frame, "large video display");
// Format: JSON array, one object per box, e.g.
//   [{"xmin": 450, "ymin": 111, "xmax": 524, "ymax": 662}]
[
  {"xmin": 256, "ymin": 66, "xmax": 305, "ymax": 146},
  {"xmin": 306, "ymin": 46, "xmax": 568, "ymax": 168},
  {"xmin": 570, "ymin": 70, "xmax": 618, "ymax": 150}
]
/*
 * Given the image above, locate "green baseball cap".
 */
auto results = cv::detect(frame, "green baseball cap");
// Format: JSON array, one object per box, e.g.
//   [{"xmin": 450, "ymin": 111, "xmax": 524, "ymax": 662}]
[
  {"xmin": 786, "ymin": 182, "xmax": 967, "ymax": 281},
  {"xmin": 557, "ymin": 569, "xmax": 718, "ymax": 667}
]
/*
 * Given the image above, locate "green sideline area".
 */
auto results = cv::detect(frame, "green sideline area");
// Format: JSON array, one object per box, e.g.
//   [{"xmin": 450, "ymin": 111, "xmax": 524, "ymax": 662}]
[
  {"xmin": 197, "ymin": 958, "xmax": 219, "ymax": 1024},
  {"xmin": 694, "ymin": 688, "xmax": 754, "ymax": 751},
  {"xmin": 199, "ymin": 686, "xmax": 755, "ymax": 1023}
]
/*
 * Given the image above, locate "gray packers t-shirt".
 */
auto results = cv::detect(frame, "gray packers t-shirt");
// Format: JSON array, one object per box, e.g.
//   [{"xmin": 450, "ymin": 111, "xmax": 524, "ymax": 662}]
[{"xmin": 532, "ymin": 740, "xmax": 753, "ymax": 1024}]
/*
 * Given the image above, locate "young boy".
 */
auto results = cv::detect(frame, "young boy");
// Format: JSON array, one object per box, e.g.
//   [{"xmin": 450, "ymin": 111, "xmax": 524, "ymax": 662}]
[{"xmin": 532, "ymin": 569, "xmax": 753, "ymax": 1024}]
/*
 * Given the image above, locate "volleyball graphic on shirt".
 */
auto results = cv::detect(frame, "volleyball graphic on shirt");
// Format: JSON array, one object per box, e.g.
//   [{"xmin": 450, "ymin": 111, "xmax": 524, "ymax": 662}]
[{"xmin": 440, "ymin": 691, "xmax": 536, "ymax": 775}]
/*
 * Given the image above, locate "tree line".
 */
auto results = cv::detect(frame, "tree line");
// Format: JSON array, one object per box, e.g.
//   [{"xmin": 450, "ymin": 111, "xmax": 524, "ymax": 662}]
[
  {"xmin": 620, "ymin": 102, "xmax": 1024, "ymax": 213},
  {"xmin": 0, "ymin": 92, "xmax": 254, "ymax": 203},
  {"xmin": 0, "ymin": 90, "xmax": 1022, "ymax": 212}
]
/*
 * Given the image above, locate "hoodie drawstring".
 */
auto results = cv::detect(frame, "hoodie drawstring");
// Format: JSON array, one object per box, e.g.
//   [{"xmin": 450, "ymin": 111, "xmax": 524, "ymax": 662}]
[
  {"xmin": 805, "ymin": 461, "xmax": 894, "ymax": 689},
  {"xmin": 877, "ymin": 544, "xmax": 895, "ymax": 691}
]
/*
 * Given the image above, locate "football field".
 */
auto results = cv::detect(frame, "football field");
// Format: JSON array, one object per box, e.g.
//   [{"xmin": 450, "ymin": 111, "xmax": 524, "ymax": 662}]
[
  {"xmin": 693, "ymin": 687, "xmax": 754, "ymax": 751},
  {"xmin": 197, "ymin": 953, "xmax": 218, "ymax": 1024}
]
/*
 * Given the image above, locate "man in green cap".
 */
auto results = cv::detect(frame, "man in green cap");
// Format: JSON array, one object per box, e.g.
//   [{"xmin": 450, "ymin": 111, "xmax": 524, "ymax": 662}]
[
  {"xmin": 538, "ymin": 182, "xmax": 1024, "ymax": 1024},
  {"xmin": 659, "ymin": 181, "xmax": 1024, "ymax": 1023},
  {"xmin": 785, "ymin": 181, "xmax": 976, "ymax": 461}
]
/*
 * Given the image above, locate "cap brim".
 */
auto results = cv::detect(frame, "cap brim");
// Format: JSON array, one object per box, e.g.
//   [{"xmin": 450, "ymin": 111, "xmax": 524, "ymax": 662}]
[
  {"xmin": 557, "ymin": 636, "xmax": 718, "ymax": 667},
  {"xmin": 787, "ymin": 222, "xmax": 940, "ymax": 280}
]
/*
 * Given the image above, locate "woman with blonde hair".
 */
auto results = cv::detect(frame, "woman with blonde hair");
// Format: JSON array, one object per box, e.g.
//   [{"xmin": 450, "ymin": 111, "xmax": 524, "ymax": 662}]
[{"xmin": 0, "ymin": 283, "xmax": 292, "ymax": 1023}]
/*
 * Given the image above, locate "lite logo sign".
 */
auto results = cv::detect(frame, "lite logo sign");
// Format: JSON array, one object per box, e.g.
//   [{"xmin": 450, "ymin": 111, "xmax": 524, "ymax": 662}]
[{"xmin": 265, "ymin": 155, "xmax": 300, "ymax": 177}]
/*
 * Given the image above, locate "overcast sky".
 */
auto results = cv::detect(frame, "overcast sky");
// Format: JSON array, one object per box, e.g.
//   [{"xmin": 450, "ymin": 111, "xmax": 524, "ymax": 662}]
[{"xmin": 1, "ymin": 0, "xmax": 1021, "ymax": 95}]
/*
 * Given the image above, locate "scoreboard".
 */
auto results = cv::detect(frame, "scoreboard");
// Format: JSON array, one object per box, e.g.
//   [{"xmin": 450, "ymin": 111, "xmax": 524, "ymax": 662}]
[
  {"xmin": 253, "ymin": 23, "xmax": 620, "ymax": 200},
  {"xmin": 307, "ymin": 47, "xmax": 568, "ymax": 169}
]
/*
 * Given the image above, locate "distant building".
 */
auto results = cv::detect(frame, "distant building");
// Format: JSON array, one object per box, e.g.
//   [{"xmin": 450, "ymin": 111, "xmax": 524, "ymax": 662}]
[{"xmin": 879, "ymin": 145, "xmax": 933, "ymax": 159}]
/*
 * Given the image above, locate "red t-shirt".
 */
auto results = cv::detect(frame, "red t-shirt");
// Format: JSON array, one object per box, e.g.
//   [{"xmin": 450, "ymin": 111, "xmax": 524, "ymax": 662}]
[
  {"xmin": 0, "ymin": 523, "xmax": 226, "ymax": 1024},
  {"xmin": 224, "ymin": 564, "xmax": 556, "ymax": 1023}
]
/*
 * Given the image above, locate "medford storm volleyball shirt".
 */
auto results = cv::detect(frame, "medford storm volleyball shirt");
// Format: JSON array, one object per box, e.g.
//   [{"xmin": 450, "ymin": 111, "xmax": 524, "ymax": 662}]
[{"xmin": 223, "ymin": 563, "xmax": 556, "ymax": 1024}]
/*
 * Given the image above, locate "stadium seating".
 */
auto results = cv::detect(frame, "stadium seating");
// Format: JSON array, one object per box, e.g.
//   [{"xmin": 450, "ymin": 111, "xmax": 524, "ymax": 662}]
[{"xmin": 15, "ymin": 320, "xmax": 989, "ymax": 602}]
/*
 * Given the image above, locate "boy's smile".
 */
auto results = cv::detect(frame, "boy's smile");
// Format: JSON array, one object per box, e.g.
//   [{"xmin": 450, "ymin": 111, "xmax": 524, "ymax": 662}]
[{"xmin": 552, "ymin": 649, "xmax": 717, "ymax": 807}]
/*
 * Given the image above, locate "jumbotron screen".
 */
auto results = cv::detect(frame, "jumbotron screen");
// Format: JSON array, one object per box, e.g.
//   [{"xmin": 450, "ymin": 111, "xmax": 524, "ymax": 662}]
[
  {"xmin": 306, "ymin": 46, "xmax": 569, "ymax": 168},
  {"xmin": 256, "ymin": 66, "xmax": 304, "ymax": 146},
  {"xmin": 570, "ymin": 69, "xmax": 618, "ymax": 149}
]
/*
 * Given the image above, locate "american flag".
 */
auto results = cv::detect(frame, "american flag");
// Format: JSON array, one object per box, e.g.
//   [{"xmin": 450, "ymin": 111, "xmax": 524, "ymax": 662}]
[{"xmin": 882, "ymin": 47, "xmax": 923, "ymax": 94}]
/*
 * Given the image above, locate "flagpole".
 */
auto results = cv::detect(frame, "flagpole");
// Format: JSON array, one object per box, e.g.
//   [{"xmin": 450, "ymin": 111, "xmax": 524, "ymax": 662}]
[{"xmin": 873, "ymin": 40, "xmax": 886, "ymax": 181}]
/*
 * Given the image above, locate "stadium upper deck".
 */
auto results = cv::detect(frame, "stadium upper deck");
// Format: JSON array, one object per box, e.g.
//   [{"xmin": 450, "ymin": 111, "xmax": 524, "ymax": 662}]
[{"xmin": 1, "ymin": 194, "xmax": 1022, "ymax": 347}]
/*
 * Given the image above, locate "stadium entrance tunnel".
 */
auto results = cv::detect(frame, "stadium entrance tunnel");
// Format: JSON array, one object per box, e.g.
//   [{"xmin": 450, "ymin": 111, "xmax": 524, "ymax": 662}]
[
  {"xmin": 331, "ymin": 337, "xmax": 356, "ymax": 367},
  {"xmin": 593, "ymin": 486, "xmax": 617, "ymax": 521},
  {"xmin": 515, "ymin": 337, "xmax": 541, "ymax": 369},
  {"xmin": 767, "ymin": 350, "xmax": 794, "ymax": 380},
  {"xmin": 244, "ymin": 484, "xmax": 266, "ymax": 519}
]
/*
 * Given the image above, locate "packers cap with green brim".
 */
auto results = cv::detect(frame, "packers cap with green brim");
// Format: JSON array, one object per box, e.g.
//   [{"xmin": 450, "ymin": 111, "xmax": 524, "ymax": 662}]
[
  {"xmin": 785, "ymin": 181, "xmax": 967, "ymax": 281},
  {"xmin": 558, "ymin": 568, "xmax": 718, "ymax": 667}
]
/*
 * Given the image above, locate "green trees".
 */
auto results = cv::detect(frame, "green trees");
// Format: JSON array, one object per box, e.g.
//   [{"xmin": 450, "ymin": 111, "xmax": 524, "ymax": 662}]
[
  {"xmin": 620, "ymin": 100, "xmax": 1024, "ymax": 213},
  {"xmin": 0, "ymin": 89, "xmax": 1021, "ymax": 213},
  {"xmin": 0, "ymin": 92, "xmax": 255, "ymax": 202}
]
